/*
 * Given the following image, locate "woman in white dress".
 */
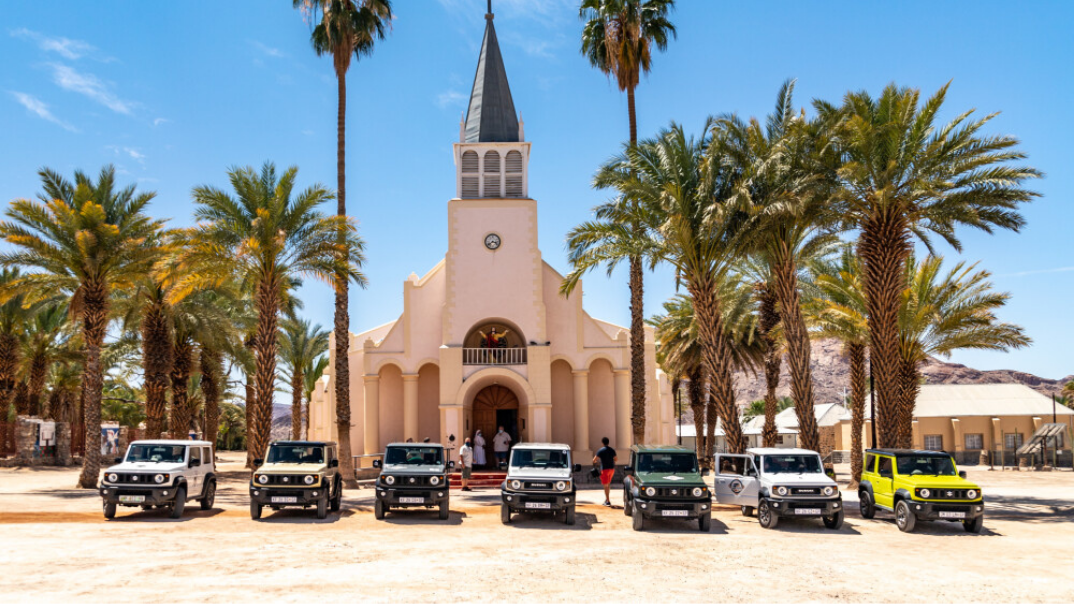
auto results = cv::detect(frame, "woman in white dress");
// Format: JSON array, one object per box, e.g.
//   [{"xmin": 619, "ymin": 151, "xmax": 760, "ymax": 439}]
[{"xmin": 473, "ymin": 430, "xmax": 487, "ymax": 468}]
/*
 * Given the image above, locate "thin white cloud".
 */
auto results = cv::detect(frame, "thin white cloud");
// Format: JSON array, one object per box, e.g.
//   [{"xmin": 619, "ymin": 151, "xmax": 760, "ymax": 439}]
[
  {"xmin": 437, "ymin": 89, "xmax": 467, "ymax": 108},
  {"xmin": 105, "ymin": 145, "xmax": 146, "ymax": 164},
  {"xmin": 153, "ymin": 117, "xmax": 169, "ymax": 127},
  {"xmin": 49, "ymin": 63, "xmax": 134, "ymax": 114},
  {"xmin": 9, "ymin": 91, "xmax": 77, "ymax": 131},
  {"xmin": 250, "ymin": 40, "xmax": 286, "ymax": 58},
  {"xmin": 997, "ymin": 266, "xmax": 1074, "ymax": 278},
  {"xmin": 10, "ymin": 28, "xmax": 105, "ymax": 60}
]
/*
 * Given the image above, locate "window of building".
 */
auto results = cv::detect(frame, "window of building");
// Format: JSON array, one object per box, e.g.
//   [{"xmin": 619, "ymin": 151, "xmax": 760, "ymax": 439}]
[
  {"xmin": 923, "ymin": 435, "xmax": 943, "ymax": 451},
  {"xmin": 505, "ymin": 150, "xmax": 523, "ymax": 197},
  {"xmin": 1005, "ymin": 433, "xmax": 1024, "ymax": 450},
  {"xmin": 964, "ymin": 434, "xmax": 984, "ymax": 450},
  {"xmin": 483, "ymin": 150, "xmax": 501, "ymax": 198},
  {"xmin": 461, "ymin": 151, "xmax": 479, "ymax": 198}
]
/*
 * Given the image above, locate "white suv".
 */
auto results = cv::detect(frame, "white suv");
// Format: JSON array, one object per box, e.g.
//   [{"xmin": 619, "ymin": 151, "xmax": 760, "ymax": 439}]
[
  {"xmin": 98, "ymin": 440, "xmax": 216, "ymax": 519},
  {"xmin": 713, "ymin": 447, "xmax": 843, "ymax": 529},
  {"xmin": 500, "ymin": 443, "xmax": 581, "ymax": 526}
]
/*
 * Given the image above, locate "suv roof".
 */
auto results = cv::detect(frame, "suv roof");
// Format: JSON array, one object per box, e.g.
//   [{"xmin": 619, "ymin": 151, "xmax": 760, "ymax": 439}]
[
  {"xmin": 270, "ymin": 440, "xmax": 337, "ymax": 447},
  {"xmin": 632, "ymin": 444, "xmax": 695, "ymax": 453},
  {"xmin": 130, "ymin": 439, "xmax": 213, "ymax": 447},
  {"xmin": 866, "ymin": 448, "xmax": 953, "ymax": 457},
  {"xmin": 746, "ymin": 447, "xmax": 821, "ymax": 456},
  {"xmin": 510, "ymin": 442, "xmax": 570, "ymax": 451},
  {"xmin": 386, "ymin": 442, "xmax": 444, "ymax": 449}
]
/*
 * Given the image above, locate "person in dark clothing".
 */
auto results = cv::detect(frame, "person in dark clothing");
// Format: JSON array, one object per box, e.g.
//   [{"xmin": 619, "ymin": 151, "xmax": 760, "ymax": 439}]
[{"xmin": 592, "ymin": 437, "xmax": 617, "ymax": 507}]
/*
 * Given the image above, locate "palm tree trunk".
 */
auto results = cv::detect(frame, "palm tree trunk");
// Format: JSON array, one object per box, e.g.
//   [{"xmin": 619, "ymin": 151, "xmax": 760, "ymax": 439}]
[
  {"xmin": 897, "ymin": 356, "xmax": 921, "ymax": 449},
  {"xmin": 0, "ymin": 333, "xmax": 19, "ymax": 417},
  {"xmin": 858, "ymin": 207, "xmax": 911, "ymax": 448},
  {"xmin": 244, "ymin": 375, "xmax": 256, "ymax": 467},
  {"xmin": 626, "ymin": 86, "xmax": 638, "ymax": 146},
  {"xmin": 291, "ymin": 366, "xmax": 303, "ymax": 439},
  {"xmin": 689, "ymin": 279, "xmax": 746, "ymax": 454},
  {"xmin": 77, "ymin": 280, "xmax": 108, "ymax": 489},
  {"xmin": 628, "ymin": 254, "xmax": 646, "ymax": 445},
  {"xmin": 29, "ymin": 355, "xmax": 48, "ymax": 417},
  {"xmin": 15, "ymin": 382, "xmax": 29, "ymax": 416},
  {"xmin": 253, "ymin": 276, "xmax": 280, "ymax": 467},
  {"xmin": 772, "ymin": 252, "xmax": 821, "ymax": 452},
  {"xmin": 170, "ymin": 337, "xmax": 194, "ymax": 439},
  {"xmin": 142, "ymin": 302, "xmax": 172, "ymax": 439},
  {"xmin": 757, "ymin": 283, "xmax": 781, "ymax": 448},
  {"xmin": 848, "ymin": 343, "xmax": 866, "ymax": 485},
  {"xmin": 687, "ymin": 365, "xmax": 704, "ymax": 461},
  {"xmin": 334, "ymin": 69, "xmax": 357, "ymax": 488},
  {"xmin": 200, "ymin": 347, "xmax": 221, "ymax": 449}
]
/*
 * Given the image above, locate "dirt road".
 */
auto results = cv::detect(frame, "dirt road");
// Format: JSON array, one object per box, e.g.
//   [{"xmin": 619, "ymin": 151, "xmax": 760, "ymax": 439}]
[{"xmin": 1, "ymin": 453, "xmax": 1072, "ymax": 603}]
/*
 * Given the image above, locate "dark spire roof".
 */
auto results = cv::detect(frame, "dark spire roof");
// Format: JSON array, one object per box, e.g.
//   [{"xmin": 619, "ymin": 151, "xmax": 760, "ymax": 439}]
[{"xmin": 463, "ymin": 7, "xmax": 519, "ymax": 143}]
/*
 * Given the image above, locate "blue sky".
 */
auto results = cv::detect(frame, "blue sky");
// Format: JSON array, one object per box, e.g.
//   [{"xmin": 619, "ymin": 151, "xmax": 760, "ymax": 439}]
[{"xmin": 2, "ymin": 0, "xmax": 1071, "ymax": 380}]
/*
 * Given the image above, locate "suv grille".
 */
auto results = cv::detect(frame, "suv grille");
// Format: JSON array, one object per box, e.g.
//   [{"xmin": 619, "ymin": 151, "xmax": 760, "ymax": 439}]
[
  {"xmin": 113, "ymin": 473, "xmax": 162, "ymax": 485},
  {"xmin": 790, "ymin": 487, "xmax": 829, "ymax": 497},
  {"xmin": 260, "ymin": 474, "xmax": 314, "ymax": 486},
  {"xmin": 393, "ymin": 475, "xmax": 443, "ymax": 487},
  {"xmin": 523, "ymin": 481, "xmax": 556, "ymax": 490},
  {"xmin": 653, "ymin": 487, "xmax": 702, "ymax": 499},
  {"xmin": 918, "ymin": 488, "xmax": 975, "ymax": 500}
]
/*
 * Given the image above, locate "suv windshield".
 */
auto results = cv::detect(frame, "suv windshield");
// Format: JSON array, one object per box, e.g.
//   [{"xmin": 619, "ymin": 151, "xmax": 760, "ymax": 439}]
[
  {"xmin": 637, "ymin": 452, "xmax": 698, "ymax": 474},
  {"xmin": 267, "ymin": 445, "xmax": 325, "ymax": 464},
  {"xmin": 897, "ymin": 454, "xmax": 956, "ymax": 476},
  {"xmin": 385, "ymin": 446, "xmax": 443, "ymax": 465},
  {"xmin": 126, "ymin": 444, "xmax": 186, "ymax": 463},
  {"xmin": 510, "ymin": 449, "xmax": 569, "ymax": 469},
  {"xmin": 763, "ymin": 455, "xmax": 823, "ymax": 474}
]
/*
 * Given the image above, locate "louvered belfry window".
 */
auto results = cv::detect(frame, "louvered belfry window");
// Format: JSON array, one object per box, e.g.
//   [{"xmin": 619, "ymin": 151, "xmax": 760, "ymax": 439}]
[
  {"xmin": 505, "ymin": 150, "xmax": 523, "ymax": 197},
  {"xmin": 483, "ymin": 151, "xmax": 501, "ymax": 198},
  {"xmin": 461, "ymin": 150, "xmax": 479, "ymax": 198}
]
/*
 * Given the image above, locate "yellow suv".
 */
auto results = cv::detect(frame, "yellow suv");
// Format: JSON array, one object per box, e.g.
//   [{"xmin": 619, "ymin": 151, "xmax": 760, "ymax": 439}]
[{"xmin": 858, "ymin": 448, "xmax": 984, "ymax": 533}]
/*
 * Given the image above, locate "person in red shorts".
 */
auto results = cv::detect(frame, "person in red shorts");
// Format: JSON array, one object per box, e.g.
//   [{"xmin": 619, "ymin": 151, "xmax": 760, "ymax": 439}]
[{"xmin": 592, "ymin": 436, "xmax": 617, "ymax": 507}]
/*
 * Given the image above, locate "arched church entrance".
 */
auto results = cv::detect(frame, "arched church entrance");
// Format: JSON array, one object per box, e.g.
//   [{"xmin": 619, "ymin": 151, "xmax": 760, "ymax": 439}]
[{"xmin": 472, "ymin": 384, "xmax": 519, "ymax": 467}]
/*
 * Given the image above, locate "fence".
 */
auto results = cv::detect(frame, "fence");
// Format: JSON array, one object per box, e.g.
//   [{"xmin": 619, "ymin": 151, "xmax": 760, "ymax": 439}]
[{"xmin": 462, "ymin": 347, "xmax": 527, "ymax": 366}]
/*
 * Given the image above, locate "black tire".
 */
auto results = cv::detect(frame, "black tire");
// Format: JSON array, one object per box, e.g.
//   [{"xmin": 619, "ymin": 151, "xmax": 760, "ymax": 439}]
[
  {"xmin": 699, "ymin": 512, "xmax": 711, "ymax": 532},
  {"xmin": 964, "ymin": 514, "xmax": 984, "ymax": 534},
  {"xmin": 623, "ymin": 491, "xmax": 633, "ymax": 517},
  {"xmin": 439, "ymin": 500, "xmax": 449, "ymax": 520},
  {"xmin": 824, "ymin": 509, "xmax": 844, "ymax": 530},
  {"xmin": 564, "ymin": 505, "xmax": 576, "ymax": 526},
  {"xmin": 859, "ymin": 491, "xmax": 876, "ymax": 519},
  {"xmin": 374, "ymin": 498, "xmax": 386, "ymax": 520},
  {"xmin": 741, "ymin": 505, "xmax": 754, "ymax": 517},
  {"xmin": 330, "ymin": 479, "xmax": 342, "ymax": 512},
  {"xmin": 895, "ymin": 500, "xmax": 916, "ymax": 533},
  {"xmin": 200, "ymin": 479, "xmax": 216, "ymax": 510},
  {"xmin": 103, "ymin": 500, "xmax": 116, "ymax": 519},
  {"xmin": 170, "ymin": 486, "xmax": 186, "ymax": 519},
  {"xmin": 758, "ymin": 499, "xmax": 778, "ymax": 529},
  {"xmin": 631, "ymin": 501, "xmax": 644, "ymax": 531},
  {"xmin": 250, "ymin": 501, "xmax": 262, "ymax": 520},
  {"xmin": 316, "ymin": 495, "xmax": 328, "ymax": 520},
  {"xmin": 500, "ymin": 504, "xmax": 511, "ymax": 525}
]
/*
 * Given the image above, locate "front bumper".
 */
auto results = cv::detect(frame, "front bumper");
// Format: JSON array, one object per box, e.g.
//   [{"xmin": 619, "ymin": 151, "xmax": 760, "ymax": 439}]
[
  {"xmin": 250, "ymin": 486, "xmax": 327, "ymax": 507},
  {"xmin": 908, "ymin": 500, "xmax": 985, "ymax": 521},
  {"xmin": 375, "ymin": 486, "xmax": 450, "ymax": 507},
  {"xmin": 501, "ymin": 490, "xmax": 575, "ymax": 512},
  {"xmin": 634, "ymin": 497, "xmax": 711, "ymax": 520},
  {"xmin": 99, "ymin": 484, "xmax": 177, "ymax": 506},
  {"xmin": 766, "ymin": 496, "xmax": 843, "ymax": 518}
]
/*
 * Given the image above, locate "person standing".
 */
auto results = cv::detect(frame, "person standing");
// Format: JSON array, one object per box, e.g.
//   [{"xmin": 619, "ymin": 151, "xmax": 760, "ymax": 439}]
[
  {"xmin": 473, "ymin": 429, "xmax": 487, "ymax": 468},
  {"xmin": 593, "ymin": 437, "xmax": 617, "ymax": 507},
  {"xmin": 459, "ymin": 437, "xmax": 474, "ymax": 492},
  {"xmin": 493, "ymin": 426, "xmax": 512, "ymax": 469}
]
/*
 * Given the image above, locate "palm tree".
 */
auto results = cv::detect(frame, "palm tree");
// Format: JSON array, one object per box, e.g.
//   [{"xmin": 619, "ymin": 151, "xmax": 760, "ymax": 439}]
[
  {"xmin": 0, "ymin": 269, "xmax": 33, "ymax": 416},
  {"xmin": 302, "ymin": 355, "xmax": 330, "ymax": 440},
  {"xmin": 894, "ymin": 256, "xmax": 1030, "ymax": 447},
  {"xmin": 119, "ymin": 282, "xmax": 173, "ymax": 438},
  {"xmin": 743, "ymin": 397, "xmax": 793, "ymax": 422},
  {"xmin": 175, "ymin": 162, "xmax": 365, "ymax": 470},
  {"xmin": 0, "ymin": 166, "xmax": 164, "ymax": 487},
  {"xmin": 218, "ymin": 401, "xmax": 247, "ymax": 451},
  {"xmin": 168, "ymin": 290, "xmax": 234, "ymax": 440},
  {"xmin": 295, "ymin": 0, "xmax": 392, "ymax": 486},
  {"xmin": 21, "ymin": 301, "xmax": 74, "ymax": 417},
  {"xmin": 579, "ymin": 0, "xmax": 676, "ymax": 443},
  {"xmin": 817, "ymin": 83, "xmax": 1040, "ymax": 446},
  {"xmin": 279, "ymin": 318, "xmax": 329, "ymax": 439},
  {"xmin": 650, "ymin": 295, "xmax": 705, "ymax": 459}
]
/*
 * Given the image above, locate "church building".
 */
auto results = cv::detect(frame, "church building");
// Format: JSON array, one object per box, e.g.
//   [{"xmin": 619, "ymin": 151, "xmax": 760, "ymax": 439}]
[{"xmin": 307, "ymin": 6, "xmax": 675, "ymax": 462}]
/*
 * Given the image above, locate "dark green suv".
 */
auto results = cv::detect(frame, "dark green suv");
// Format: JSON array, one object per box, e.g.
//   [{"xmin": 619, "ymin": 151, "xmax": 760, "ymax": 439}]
[{"xmin": 623, "ymin": 445, "xmax": 712, "ymax": 532}]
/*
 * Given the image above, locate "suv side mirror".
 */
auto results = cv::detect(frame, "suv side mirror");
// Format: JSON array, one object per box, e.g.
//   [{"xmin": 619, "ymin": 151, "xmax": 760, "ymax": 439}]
[
  {"xmin": 253, "ymin": 458, "xmax": 263, "ymax": 467},
  {"xmin": 746, "ymin": 468, "xmax": 757, "ymax": 477},
  {"xmin": 189, "ymin": 458, "xmax": 201, "ymax": 468},
  {"xmin": 114, "ymin": 457, "xmax": 122, "ymax": 464},
  {"xmin": 329, "ymin": 459, "xmax": 339, "ymax": 468},
  {"xmin": 958, "ymin": 470, "xmax": 967, "ymax": 479},
  {"xmin": 573, "ymin": 464, "xmax": 582, "ymax": 473},
  {"xmin": 448, "ymin": 461, "xmax": 456, "ymax": 469},
  {"xmin": 701, "ymin": 468, "xmax": 710, "ymax": 477},
  {"xmin": 372, "ymin": 459, "xmax": 381, "ymax": 468}
]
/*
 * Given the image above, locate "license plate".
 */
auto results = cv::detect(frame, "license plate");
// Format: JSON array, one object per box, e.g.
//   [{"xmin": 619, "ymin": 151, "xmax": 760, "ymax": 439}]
[
  {"xmin": 661, "ymin": 510, "xmax": 689, "ymax": 517},
  {"xmin": 118, "ymin": 495, "xmax": 144, "ymax": 503},
  {"xmin": 271, "ymin": 496, "xmax": 298, "ymax": 504},
  {"xmin": 939, "ymin": 511, "xmax": 965, "ymax": 519},
  {"xmin": 795, "ymin": 508, "xmax": 822, "ymax": 515},
  {"xmin": 399, "ymin": 497, "xmax": 424, "ymax": 504},
  {"xmin": 525, "ymin": 502, "xmax": 551, "ymax": 509}
]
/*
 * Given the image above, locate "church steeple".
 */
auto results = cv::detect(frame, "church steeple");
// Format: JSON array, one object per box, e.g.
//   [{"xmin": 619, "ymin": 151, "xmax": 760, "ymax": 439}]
[{"xmin": 463, "ymin": 1, "xmax": 519, "ymax": 143}]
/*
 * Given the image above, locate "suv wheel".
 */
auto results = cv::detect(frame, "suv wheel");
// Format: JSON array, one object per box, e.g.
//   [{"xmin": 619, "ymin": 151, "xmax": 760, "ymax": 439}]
[
  {"xmin": 500, "ymin": 504, "xmax": 511, "ymax": 525},
  {"xmin": 316, "ymin": 494, "xmax": 328, "ymax": 520},
  {"xmin": 823, "ymin": 509, "xmax": 844, "ymax": 530},
  {"xmin": 758, "ymin": 499, "xmax": 778, "ymax": 529},
  {"xmin": 859, "ymin": 490, "xmax": 876, "ymax": 519},
  {"xmin": 439, "ymin": 500, "xmax": 449, "ymax": 521},
  {"xmin": 103, "ymin": 500, "xmax": 117, "ymax": 519},
  {"xmin": 564, "ymin": 505, "xmax": 576, "ymax": 526},
  {"xmin": 699, "ymin": 512, "xmax": 711, "ymax": 532},
  {"xmin": 963, "ymin": 514, "xmax": 984, "ymax": 534},
  {"xmin": 200, "ymin": 479, "xmax": 216, "ymax": 510},
  {"xmin": 169, "ymin": 486, "xmax": 186, "ymax": 519},
  {"xmin": 374, "ymin": 498, "xmax": 386, "ymax": 520},
  {"xmin": 895, "ymin": 500, "xmax": 916, "ymax": 532},
  {"xmin": 631, "ymin": 501, "xmax": 644, "ymax": 531},
  {"xmin": 250, "ymin": 501, "xmax": 262, "ymax": 520},
  {"xmin": 330, "ymin": 479, "xmax": 342, "ymax": 512},
  {"xmin": 623, "ymin": 491, "xmax": 633, "ymax": 517},
  {"xmin": 741, "ymin": 505, "xmax": 754, "ymax": 517}
]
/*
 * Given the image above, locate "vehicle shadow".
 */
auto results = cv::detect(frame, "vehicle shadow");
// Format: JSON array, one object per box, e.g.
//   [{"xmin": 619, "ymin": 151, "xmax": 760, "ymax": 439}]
[
  {"xmin": 765, "ymin": 518, "xmax": 862, "ymax": 535},
  {"xmin": 108, "ymin": 508, "xmax": 226, "ymax": 523},
  {"xmin": 636, "ymin": 515, "xmax": 729, "ymax": 535},
  {"xmin": 867, "ymin": 514, "xmax": 1003, "ymax": 537},
  {"xmin": 252, "ymin": 508, "xmax": 356, "ymax": 524},
  {"xmin": 380, "ymin": 510, "xmax": 466, "ymax": 526},
  {"xmin": 503, "ymin": 510, "xmax": 596, "ymax": 530}
]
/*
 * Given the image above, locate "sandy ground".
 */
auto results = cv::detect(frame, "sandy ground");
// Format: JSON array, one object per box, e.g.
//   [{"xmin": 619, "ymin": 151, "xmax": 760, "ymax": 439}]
[{"xmin": 2, "ymin": 452, "xmax": 1073, "ymax": 603}]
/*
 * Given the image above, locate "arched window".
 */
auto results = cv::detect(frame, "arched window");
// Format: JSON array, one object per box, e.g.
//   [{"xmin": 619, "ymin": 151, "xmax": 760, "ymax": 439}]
[
  {"xmin": 505, "ymin": 150, "xmax": 523, "ymax": 198},
  {"xmin": 483, "ymin": 151, "xmax": 501, "ymax": 198},
  {"xmin": 461, "ymin": 150, "xmax": 479, "ymax": 198}
]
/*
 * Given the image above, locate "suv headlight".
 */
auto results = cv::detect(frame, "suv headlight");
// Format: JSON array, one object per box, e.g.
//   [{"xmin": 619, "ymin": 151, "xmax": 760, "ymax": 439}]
[
  {"xmin": 107, "ymin": 473, "xmax": 119, "ymax": 483},
  {"xmin": 304, "ymin": 475, "xmax": 316, "ymax": 485},
  {"xmin": 510, "ymin": 480, "xmax": 522, "ymax": 490},
  {"xmin": 823, "ymin": 486, "xmax": 835, "ymax": 497},
  {"xmin": 385, "ymin": 475, "xmax": 395, "ymax": 485},
  {"xmin": 154, "ymin": 474, "xmax": 166, "ymax": 484},
  {"xmin": 692, "ymin": 487, "xmax": 704, "ymax": 497},
  {"xmin": 919, "ymin": 488, "xmax": 931, "ymax": 499},
  {"xmin": 555, "ymin": 481, "xmax": 567, "ymax": 491},
  {"xmin": 645, "ymin": 486, "xmax": 656, "ymax": 497},
  {"xmin": 430, "ymin": 476, "xmax": 441, "ymax": 486},
  {"xmin": 775, "ymin": 486, "xmax": 788, "ymax": 497},
  {"xmin": 257, "ymin": 474, "xmax": 268, "ymax": 485},
  {"xmin": 966, "ymin": 489, "xmax": 978, "ymax": 499}
]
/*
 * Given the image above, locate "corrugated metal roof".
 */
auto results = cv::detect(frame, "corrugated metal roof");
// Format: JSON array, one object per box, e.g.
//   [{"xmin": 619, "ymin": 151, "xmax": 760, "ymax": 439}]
[{"xmin": 863, "ymin": 384, "xmax": 1074, "ymax": 418}]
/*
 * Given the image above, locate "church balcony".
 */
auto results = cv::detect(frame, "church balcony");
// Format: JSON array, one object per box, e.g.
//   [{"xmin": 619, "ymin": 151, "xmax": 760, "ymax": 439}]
[{"xmin": 462, "ymin": 347, "xmax": 528, "ymax": 366}]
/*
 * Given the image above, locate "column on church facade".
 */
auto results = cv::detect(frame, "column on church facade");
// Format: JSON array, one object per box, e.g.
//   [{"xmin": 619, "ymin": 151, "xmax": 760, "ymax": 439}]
[
  {"xmin": 572, "ymin": 370, "xmax": 589, "ymax": 453},
  {"xmin": 403, "ymin": 374, "xmax": 419, "ymax": 442},
  {"xmin": 613, "ymin": 369, "xmax": 632, "ymax": 450},
  {"xmin": 363, "ymin": 375, "xmax": 380, "ymax": 455}
]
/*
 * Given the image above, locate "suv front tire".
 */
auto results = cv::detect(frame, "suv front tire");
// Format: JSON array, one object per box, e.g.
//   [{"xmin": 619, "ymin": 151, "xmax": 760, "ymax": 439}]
[
  {"xmin": 858, "ymin": 490, "xmax": 876, "ymax": 519},
  {"xmin": 895, "ymin": 500, "xmax": 916, "ymax": 532}
]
